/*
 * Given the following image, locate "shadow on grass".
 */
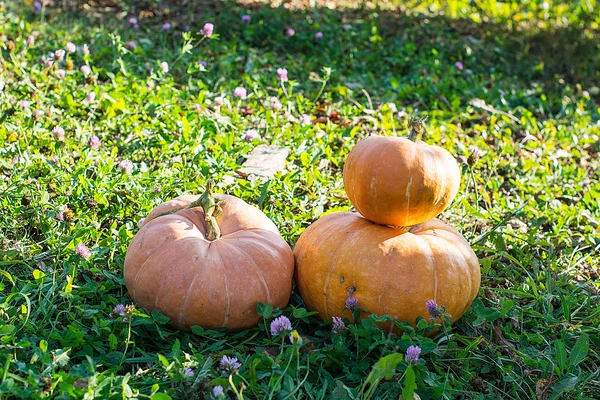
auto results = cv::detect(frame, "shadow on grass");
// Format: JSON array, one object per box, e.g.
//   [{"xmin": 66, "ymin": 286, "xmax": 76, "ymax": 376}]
[{"xmin": 24, "ymin": 0, "xmax": 600, "ymax": 98}]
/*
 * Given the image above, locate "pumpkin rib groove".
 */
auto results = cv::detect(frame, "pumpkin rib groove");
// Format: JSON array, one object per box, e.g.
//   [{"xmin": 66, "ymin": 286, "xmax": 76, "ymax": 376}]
[
  {"xmin": 415, "ymin": 149, "xmax": 432, "ymax": 225},
  {"xmin": 310, "ymin": 215, "xmax": 344, "ymax": 318},
  {"xmin": 130, "ymin": 235, "xmax": 201, "ymax": 300},
  {"xmin": 371, "ymin": 144, "xmax": 388, "ymax": 219},
  {"xmin": 376, "ymin": 225, "xmax": 391, "ymax": 318},
  {"xmin": 127, "ymin": 219, "xmax": 181, "ymax": 293},
  {"xmin": 130, "ymin": 254, "xmax": 154, "ymax": 303},
  {"xmin": 130, "ymin": 212, "xmax": 205, "ymax": 283},
  {"xmin": 212, "ymin": 245, "xmax": 230, "ymax": 328},
  {"xmin": 403, "ymin": 147, "xmax": 418, "ymax": 224},
  {"xmin": 130, "ymin": 235, "xmax": 177, "ymax": 299},
  {"xmin": 425, "ymin": 235, "xmax": 439, "ymax": 307},
  {"xmin": 224, "ymin": 235, "xmax": 272, "ymax": 306},
  {"xmin": 322, "ymin": 215, "xmax": 365, "ymax": 319},
  {"xmin": 151, "ymin": 242, "xmax": 203, "ymax": 315},
  {"xmin": 430, "ymin": 149, "xmax": 447, "ymax": 213},
  {"xmin": 343, "ymin": 139, "xmax": 359, "ymax": 207},
  {"xmin": 321, "ymin": 221, "xmax": 346, "ymax": 319},
  {"xmin": 422, "ymin": 148, "xmax": 436, "ymax": 206},
  {"xmin": 345, "ymin": 136, "xmax": 369, "ymax": 214},
  {"xmin": 437, "ymin": 150, "xmax": 450, "ymax": 209},
  {"xmin": 404, "ymin": 172, "xmax": 412, "ymax": 223},
  {"xmin": 178, "ymin": 241, "xmax": 210, "ymax": 329},
  {"xmin": 226, "ymin": 226, "xmax": 281, "ymax": 239},
  {"xmin": 422, "ymin": 225, "xmax": 481, "ymax": 313},
  {"xmin": 293, "ymin": 222, "xmax": 321, "ymax": 309},
  {"xmin": 234, "ymin": 229, "xmax": 288, "ymax": 255},
  {"xmin": 423, "ymin": 234, "xmax": 449, "ymax": 311},
  {"xmin": 423, "ymin": 228, "xmax": 477, "ymax": 318}
]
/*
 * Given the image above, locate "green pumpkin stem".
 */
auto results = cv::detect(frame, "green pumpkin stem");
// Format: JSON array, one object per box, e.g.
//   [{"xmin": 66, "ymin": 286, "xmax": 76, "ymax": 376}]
[{"xmin": 407, "ymin": 115, "xmax": 428, "ymax": 142}]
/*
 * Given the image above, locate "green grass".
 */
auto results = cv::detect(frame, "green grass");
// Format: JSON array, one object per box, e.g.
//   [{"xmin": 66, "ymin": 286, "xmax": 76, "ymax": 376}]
[{"xmin": 1, "ymin": 0, "xmax": 599, "ymax": 398}]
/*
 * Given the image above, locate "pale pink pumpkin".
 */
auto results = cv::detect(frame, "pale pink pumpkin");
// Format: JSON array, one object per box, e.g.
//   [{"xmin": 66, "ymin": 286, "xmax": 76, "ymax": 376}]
[{"xmin": 124, "ymin": 194, "xmax": 294, "ymax": 332}]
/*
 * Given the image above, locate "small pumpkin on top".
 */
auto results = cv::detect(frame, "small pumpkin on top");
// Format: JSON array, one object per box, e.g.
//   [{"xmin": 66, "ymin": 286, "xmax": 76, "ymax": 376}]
[{"xmin": 343, "ymin": 117, "xmax": 461, "ymax": 229}]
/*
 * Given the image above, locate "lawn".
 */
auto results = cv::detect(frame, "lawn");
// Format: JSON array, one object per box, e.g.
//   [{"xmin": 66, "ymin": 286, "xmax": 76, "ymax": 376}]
[{"xmin": 0, "ymin": 0, "xmax": 599, "ymax": 398}]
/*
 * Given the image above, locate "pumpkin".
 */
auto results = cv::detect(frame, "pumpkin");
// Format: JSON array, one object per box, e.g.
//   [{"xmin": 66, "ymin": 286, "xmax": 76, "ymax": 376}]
[
  {"xmin": 124, "ymin": 183, "xmax": 294, "ymax": 332},
  {"xmin": 343, "ymin": 120, "xmax": 461, "ymax": 229},
  {"xmin": 294, "ymin": 212, "xmax": 480, "ymax": 328}
]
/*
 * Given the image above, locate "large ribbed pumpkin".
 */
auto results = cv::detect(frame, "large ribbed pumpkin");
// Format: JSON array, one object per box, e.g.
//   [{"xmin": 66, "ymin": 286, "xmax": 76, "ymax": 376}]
[
  {"xmin": 343, "ymin": 134, "xmax": 461, "ymax": 228},
  {"xmin": 294, "ymin": 212, "xmax": 480, "ymax": 328},
  {"xmin": 124, "ymin": 193, "xmax": 294, "ymax": 332}
]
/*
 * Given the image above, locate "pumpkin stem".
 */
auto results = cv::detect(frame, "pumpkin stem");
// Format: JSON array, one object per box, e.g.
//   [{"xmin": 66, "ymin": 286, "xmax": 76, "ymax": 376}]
[
  {"xmin": 205, "ymin": 216, "xmax": 222, "ymax": 241},
  {"xmin": 189, "ymin": 180, "xmax": 224, "ymax": 241},
  {"xmin": 407, "ymin": 115, "xmax": 428, "ymax": 141}
]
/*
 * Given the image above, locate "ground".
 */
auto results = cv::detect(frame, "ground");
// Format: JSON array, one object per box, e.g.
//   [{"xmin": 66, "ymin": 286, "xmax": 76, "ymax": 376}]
[{"xmin": 0, "ymin": 0, "xmax": 599, "ymax": 399}]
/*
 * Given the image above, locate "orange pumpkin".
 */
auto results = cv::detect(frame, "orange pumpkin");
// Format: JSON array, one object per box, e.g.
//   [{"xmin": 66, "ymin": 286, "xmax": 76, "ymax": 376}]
[
  {"xmin": 343, "ymin": 125, "xmax": 461, "ymax": 228},
  {"xmin": 124, "ymin": 188, "xmax": 294, "ymax": 332},
  {"xmin": 294, "ymin": 212, "xmax": 480, "ymax": 328}
]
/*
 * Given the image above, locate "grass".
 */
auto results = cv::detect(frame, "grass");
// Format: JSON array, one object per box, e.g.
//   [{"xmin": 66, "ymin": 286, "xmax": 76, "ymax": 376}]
[{"xmin": 1, "ymin": 0, "xmax": 599, "ymax": 398}]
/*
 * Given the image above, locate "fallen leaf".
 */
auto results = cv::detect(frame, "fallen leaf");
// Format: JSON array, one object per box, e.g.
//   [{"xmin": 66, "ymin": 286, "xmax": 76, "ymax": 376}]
[
  {"xmin": 236, "ymin": 145, "xmax": 289, "ymax": 179},
  {"xmin": 468, "ymin": 98, "xmax": 519, "ymax": 123}
]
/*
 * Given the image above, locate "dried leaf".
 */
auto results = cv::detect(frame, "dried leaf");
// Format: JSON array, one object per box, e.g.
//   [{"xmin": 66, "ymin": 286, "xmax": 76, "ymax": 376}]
[
  {"xmin": 468, "ymin": 98, "xmax": 520, "ymax": 123},
  {"xmin": 236, "ymin": 145, "xmax": 289, "ymax": 179}
]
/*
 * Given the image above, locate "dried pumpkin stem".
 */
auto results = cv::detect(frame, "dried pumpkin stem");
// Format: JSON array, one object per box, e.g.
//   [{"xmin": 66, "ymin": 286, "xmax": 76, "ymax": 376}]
[
  {"xmin": 407, "ymin": 115, "xmax": 428, "ymax": 141},
  {"xmin": 188, "ymin": 180, "xmax": 224, "ymax": 241},
  {"xmin": 205, "ymin": 216, "xmax": 222, "ymax": 241},
  {"xmin": 152, "ymin": 181, "xmax": 225, "ymax": 238}
]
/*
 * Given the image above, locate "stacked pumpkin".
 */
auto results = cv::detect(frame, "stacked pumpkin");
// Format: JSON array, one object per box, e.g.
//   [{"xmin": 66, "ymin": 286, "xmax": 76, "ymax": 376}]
[{"xmin": 294, "ymin": 119, "xmax": 481, "ymax": 328}]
